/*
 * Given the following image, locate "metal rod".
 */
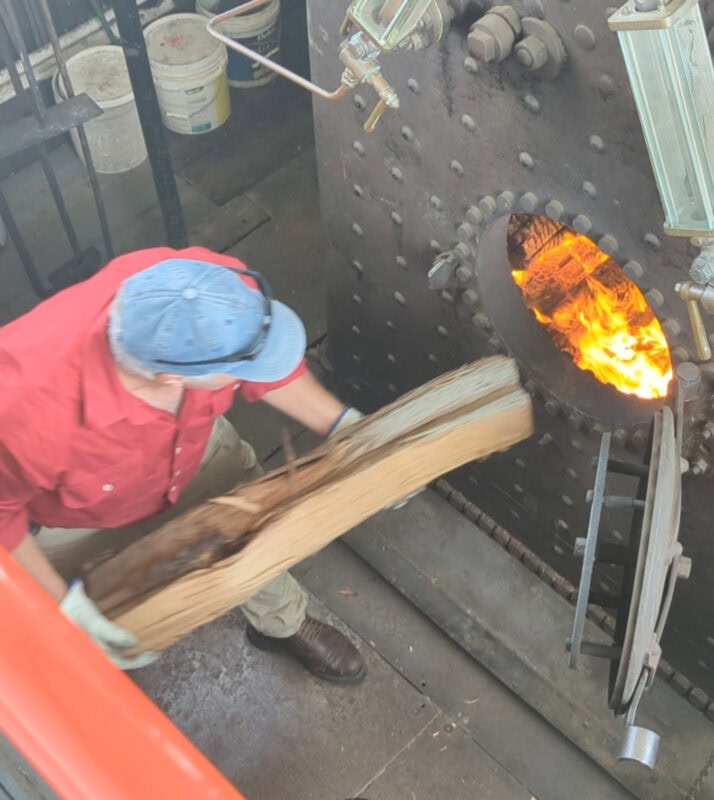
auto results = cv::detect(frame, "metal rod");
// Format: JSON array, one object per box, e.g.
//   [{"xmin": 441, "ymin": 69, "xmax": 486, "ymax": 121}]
[
  {"xmin": 0, "ymin": 0, "xmax": 83, "ymax": 260},
  {"xmin": 0, "ymin": 185, "xmax": 51, "ymax": 297},
  {"xmin": 605, "ymin": 458, "xmax": 649, "ymax": 478},
  {"xmin": 206, "ymin": 0, "xmax": 350, "ymax": 101},
  {"xmin": 110, "ymin": 0, "xmax": 188, "ymax": 249},
  {"xmin": 35, "ymin": 0, "xmax": 114, "ymax": 259}
]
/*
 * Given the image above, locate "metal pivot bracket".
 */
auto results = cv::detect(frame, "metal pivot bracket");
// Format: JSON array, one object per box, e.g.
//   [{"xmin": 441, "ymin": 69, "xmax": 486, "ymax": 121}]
[
  {"xmin": 567, "ymin": 389, "xmax": 690, "ymax": 769},
  {"xmin": 676, "ymin": 280, "xmax": 714, "ymax": 361}
]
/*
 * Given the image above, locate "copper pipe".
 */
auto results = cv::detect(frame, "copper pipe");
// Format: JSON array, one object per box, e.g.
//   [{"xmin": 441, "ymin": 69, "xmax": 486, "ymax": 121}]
[{"xmin": 206, "ymin": 0, "xmax": 349, "ymax": 100}]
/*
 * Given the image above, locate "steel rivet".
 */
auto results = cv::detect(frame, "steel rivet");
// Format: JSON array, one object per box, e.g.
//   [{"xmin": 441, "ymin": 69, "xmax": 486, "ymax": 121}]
[
  {"xmin": 395, "ymin": 255, "xmax": 407, "ymax": 269},
  {"xmin": 562, "ymin": 495, "xmax": 574, "ymax": 507},
  {"xmin": 519, "ymin": 192, "xmax": 539, "ymax": 213},
  {"xmin": 428, "ymin": 353, "xmax": 438, "ymax": 363},
  {"xmin": 555, "ymin": 519, "xmax": 569, "ymax": 532},
  {"xmin": 472, "ymin": 312, "xmax": 491, "ymax": 330},
  {"xmin": 598, "ymin": 234, "xmax": 618, "ymax": 254},
  {"xmin": 352, "ymin": 353, "xmax": 361, "ymax": 362},
  {"xmin": 456, "ymin": 265, "xmax": 474, "ymax": 283},
  {"xmin": 352, "ymin": 293, "xmax": 362, "ymax": 304},
  {"xmin": 430, "ymin": 195, "xmax": 444, "ymax": 210},
  {"xmin": 462, "ymin": 288, "xmax": 479, "ymax": 306},
  {"xmin": 450, "ymin": 160, "xmax": 464, "ymax": 176},
  {"xmin": 479, "ymin": 195, "xmax": 497, "ymax": 217},
  {"xmin": 441, "ymin": 289, "xmax": 456, "ymax": 304},
  {"xmin": 613, "ymin": 428, "xmax": 628, "ymax": 446},
  {"xmin": 582, "ymin": 181, "xmax": 597, "ymax": 198},
  {"xmin": 394, "ymin": 291, "xmax": 407, "ymax": 305},
  {"xmin": 515, "ymin": 458, "xmax": 526, "ymax": 469},
  {"xmin": 662, "ymin": 318, "xmax": 682, "ymax": 337},
  {"xmin": 351, "ymin": 260, "xmax": 364, "ymax": 274},
  {"xmin": 574, "ymin": 24, "xmax": 596, "ymax": 50},
  {"xmin": 519, "ymin": 152, "xmax": 535, "ymax": 169},
  {"xmin": 457, "ymin": 222, "xmax": 476, "ymax": 240},
  {"xmin": 352, "ymin": 140, "xmax": 365, "ymax": 156},
  {"xmin": 598, "ymin": 74, "xmax": 617, "ymax": 98},
  {"xmin": 671, "ymin": 346, "xmax": 691, "ymax": 364},
  {"xmin": 401, "ymin": 126, "xmax": 415, "ymax": 142},
  {"xmin": 437, "ymin": 324, "xmax": 450, "ymax": 338},
  {"xmin": 513, "ymin": 483, "xmax": 524, "ymax": 494},
  {"xmin": 352, "ymin": 222, "xmax": 363, "ymax": 237},
  {"xmin": 354, "ymin": 94, "xmax": 366, "ymax": 109},
  {"xmin": 390, "ymin": 167, "xmax": 404, "ymax": 182},
  {"xmin": 623, "ymin": 260, "xmax": 644, "ymax": 282},
  {"xmin": 387, "ymin": 353, "xmax": 397, "ymax": 363},
  {"xmin": 497, "ymin": 191, "xmax": 515, "ymax": 212},
  {"xmin": 572, "ymin": 214, "xmax": 592, "ymax": 234},
  {"xmin": 645, "ymin": 288, "xmax": 664, "ymax": 309},
  {"xmin": 545, "ymin": 399, "xmax": 561, "ymax": 416},
  {"xmin": 611, "ymin": 529, "xmax": 623, "ymax": 542},
  {"xmin": 351, "ymin": 325, "xmax": 361, "ymax": 334},
  {"xmin": 488, "ymin": 335, "xmax": 504, "ymax": 352},
  {"xmin": 570, "ymin": 437, "xmax": 583, "ymax": 451},
  {"xmin": 407, "ymin": 78, "xmax": 420, "ymax": 94},
  {"xmin": 567, "ymin": 412, "xmax": 584, "ymax": 430},
  {"xmin": 545, "ymin": 199, "xmax": 564, "ymax": 220},
  {"xmin": 388, "ymin": 383, "xmax": 398, "ymax": 393},
  {"xmin": 353, "ymin": 184, "xmax": 363, "ymax": 197},
  {"xmin": 589, "ymin": 134, "xmax": 605, "ymax": 153},
  {"xmin": 554, "ymin": 544, "xmax": 565, "ymax": 555},
  {"xmin": 461, "ymin": 114, "xmax": 476, "ymax": 131},
  {"xmin": 386, "ymin": 320, "xmax": 397, "ymax": 330},
  {"xmin": 465, "ymin": 205, "xmax": 484, "ymax": 227},
  {"xmin": 644, "ymin": 232, "xmax": 662, "ymax": 250},
  {"xmin": 391, "ymin": 211, "xmax": 403, "ymax": 226},
  {"xmin": 430, "ymin": 239, "xmax": 442, "ymax": 253},
  {"xmin": 463, "ymin": 56, "xmax": 479, "ymax": 74},
  {"xmin": 566, "ymin": 467, "xmax": 578, "ymax": 479},
  {"xmin": 523, "ymin": 94, "xmax": 540, "ymax": 114}
]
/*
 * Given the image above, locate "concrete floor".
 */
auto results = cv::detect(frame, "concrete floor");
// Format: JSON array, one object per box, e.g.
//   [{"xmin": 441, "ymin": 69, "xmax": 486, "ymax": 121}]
[{"xmin": 2, "ymin": 27, "xmax": 709, "ymax": 799}]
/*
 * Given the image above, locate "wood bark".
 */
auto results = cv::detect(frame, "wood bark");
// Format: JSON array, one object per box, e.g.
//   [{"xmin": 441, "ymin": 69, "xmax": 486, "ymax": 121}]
[{"xmin": 84, "ymin": 356, "xmax": 534, "ymax": 654}]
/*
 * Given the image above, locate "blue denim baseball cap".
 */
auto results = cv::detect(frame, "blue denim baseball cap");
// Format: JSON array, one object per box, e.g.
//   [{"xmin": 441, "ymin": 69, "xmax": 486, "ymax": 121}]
[{"xmin": 111, "ymin": 259, "xmax": 306, "ymax": 381}]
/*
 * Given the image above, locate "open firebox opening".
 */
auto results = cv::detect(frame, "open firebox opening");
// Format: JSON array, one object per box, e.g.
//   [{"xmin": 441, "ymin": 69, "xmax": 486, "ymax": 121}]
[{"xmin": 508, "ymin": 214, "xmax": 673, "ymax": 400}]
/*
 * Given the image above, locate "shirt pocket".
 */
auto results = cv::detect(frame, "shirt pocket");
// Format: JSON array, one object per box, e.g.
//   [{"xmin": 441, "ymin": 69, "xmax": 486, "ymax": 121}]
[{"xmin": 58, "ymin": 451, "xmax": 146, "ymax": 512}]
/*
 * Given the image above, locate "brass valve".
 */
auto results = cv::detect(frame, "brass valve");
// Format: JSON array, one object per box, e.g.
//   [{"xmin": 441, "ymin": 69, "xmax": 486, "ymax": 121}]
[{"xmin": 675, "ymin": 281, "xmax": 714, "ymax": 361}]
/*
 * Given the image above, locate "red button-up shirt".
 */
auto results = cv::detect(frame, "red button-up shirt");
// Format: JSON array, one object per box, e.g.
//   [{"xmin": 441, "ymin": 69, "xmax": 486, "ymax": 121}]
[{"xmin": 0, "ymin": 246, "xmax": 305, "ymax": 551}]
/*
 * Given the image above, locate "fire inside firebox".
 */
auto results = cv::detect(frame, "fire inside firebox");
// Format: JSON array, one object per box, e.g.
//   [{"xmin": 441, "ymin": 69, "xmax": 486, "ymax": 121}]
[{"xmin": 508, "ymin": 215, "xmax": 673, "ymax": 400}]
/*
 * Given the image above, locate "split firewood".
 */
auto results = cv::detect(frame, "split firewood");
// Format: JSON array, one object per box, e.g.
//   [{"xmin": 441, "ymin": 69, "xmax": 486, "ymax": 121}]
[{"xmin": 84, "ymin": 356, "xmax": 534, "ymax": 653}]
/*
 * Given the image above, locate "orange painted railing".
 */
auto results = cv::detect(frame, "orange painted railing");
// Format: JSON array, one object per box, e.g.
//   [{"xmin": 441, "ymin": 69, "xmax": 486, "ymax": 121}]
[{"xmin": 0, "ymin": 547, "xmax": 246, "ymax": 800}]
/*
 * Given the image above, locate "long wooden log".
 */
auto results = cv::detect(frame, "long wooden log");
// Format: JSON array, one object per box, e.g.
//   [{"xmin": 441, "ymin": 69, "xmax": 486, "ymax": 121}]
[{"xmin": 84, "ymin": 357, "xmax": 534, "ymax": 653}]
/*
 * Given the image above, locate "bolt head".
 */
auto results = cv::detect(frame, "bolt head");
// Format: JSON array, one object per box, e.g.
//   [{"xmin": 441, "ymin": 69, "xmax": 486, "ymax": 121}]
[{"xmin": 468, "ymin": 28, "xmax": 498, "ymax": 63}]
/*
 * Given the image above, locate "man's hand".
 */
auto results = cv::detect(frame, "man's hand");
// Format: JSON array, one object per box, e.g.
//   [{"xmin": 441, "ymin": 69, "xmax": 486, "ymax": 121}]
[
  {"xmin": 327, "ymin": 407, "xmax": 422, "ymax": 510},
  {"xmin": 60, "ymin": 579, "xmax": 159, "ymax": 670}
]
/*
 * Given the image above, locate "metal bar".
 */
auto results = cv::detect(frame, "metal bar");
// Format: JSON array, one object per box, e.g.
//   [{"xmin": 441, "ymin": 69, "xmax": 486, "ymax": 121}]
[
  {"xmin": 34, "ymin": 0, "xmax": 115, "ymax": 260},
  {"xmin": 0, "ymin": 185, "xmax": 51, "ymax": 297},
  {"xmin": 605, "ymin": 459, "xmax": 649, "ymax": 478},
  {"xmin": 110, "ymin": 0, "xmax": 188, "ymax": 248},
  {"xmin": 0, "ymin": 548, "xmax": 247, "ymax": 800},
  {"xmin": 0, "ymin": 0, "xmax": 83, "ymax": 259},
  {"xmin": 207, "ymin": 0, "xmax": 349, "ymax": 101}
]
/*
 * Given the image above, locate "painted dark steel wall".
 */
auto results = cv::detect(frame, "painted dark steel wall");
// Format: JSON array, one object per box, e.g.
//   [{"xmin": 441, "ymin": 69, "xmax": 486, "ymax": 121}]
[{"xmin": 309, "ymin": 0, "xmax": 714, "ymax": 694}]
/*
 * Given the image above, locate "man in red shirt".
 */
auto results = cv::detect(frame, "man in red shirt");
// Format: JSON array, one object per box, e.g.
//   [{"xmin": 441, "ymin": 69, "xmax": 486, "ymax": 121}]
[{"xmin": 0, "ymin": 247, "xmax": 366, "ymax": 682}]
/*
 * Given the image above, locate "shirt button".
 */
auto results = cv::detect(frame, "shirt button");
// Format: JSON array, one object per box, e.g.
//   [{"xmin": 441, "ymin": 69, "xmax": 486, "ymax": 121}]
[
  {"xmin": 170, "ymin": 485, "xmax": 178, "ymax": 493},
  {"xmin": 102, "ymin": 483, "xmax": 114, "ymax": 492},
  {"xmin": 175, "ymin": 446, "xmax": 182, "ymax": 454},
  {"xmin": 174, "ymin": 469, "xmax": 181, "ymax": 476}
]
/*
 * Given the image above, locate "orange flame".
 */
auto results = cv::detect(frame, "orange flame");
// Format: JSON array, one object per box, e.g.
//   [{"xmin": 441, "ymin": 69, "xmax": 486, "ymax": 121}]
[{"xmin": 512, "ymin": 230, "xmax": 672, "ymax": 399}]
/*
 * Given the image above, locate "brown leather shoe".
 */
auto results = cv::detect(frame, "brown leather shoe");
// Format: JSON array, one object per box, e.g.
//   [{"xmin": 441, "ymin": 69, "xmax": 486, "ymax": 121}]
[{"xmin": 246, "ymin": 616, "xmax": 366, "ymax": 684}]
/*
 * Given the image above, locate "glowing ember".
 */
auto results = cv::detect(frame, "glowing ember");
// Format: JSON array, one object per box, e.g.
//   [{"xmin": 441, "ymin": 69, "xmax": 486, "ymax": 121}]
[{"xmin": 511, "ymin": 227, "xmax": 672, "ymax": 399}]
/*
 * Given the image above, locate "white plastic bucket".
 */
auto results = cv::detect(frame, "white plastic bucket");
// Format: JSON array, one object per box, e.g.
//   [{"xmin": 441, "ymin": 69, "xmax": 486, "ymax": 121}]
[
  {"xmin": 144, "ymin": 13, "xmax": 230, "ymax": 135},
  {"xmin": 52, "ymin": 45, "xmax": 147, "ymax": 174},
  {"xmin": 196, "ymin": 0, "xmax": 280, "ymax": 88}
]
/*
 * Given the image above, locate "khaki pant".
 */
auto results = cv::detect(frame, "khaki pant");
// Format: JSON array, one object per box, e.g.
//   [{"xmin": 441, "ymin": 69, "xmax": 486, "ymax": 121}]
[{"xmin": 37, "ymin": 416, "xmax": 308, "ymax": 637}]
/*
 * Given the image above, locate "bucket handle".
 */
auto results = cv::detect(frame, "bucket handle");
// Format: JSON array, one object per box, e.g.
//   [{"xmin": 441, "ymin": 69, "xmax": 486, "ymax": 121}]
[{"xmin": 206, "ymin": 0, "xmax": 348, "ymax": 101}]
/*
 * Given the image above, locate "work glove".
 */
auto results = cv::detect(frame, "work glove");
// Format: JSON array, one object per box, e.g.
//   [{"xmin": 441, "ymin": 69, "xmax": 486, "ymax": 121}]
[
  {"xmin": 327, "ymin": 406, "xmax": 422, "ymax": 510},
  {"xmin": 60, "ymin": 578, "xmax": 159, "ymax": 671}
]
